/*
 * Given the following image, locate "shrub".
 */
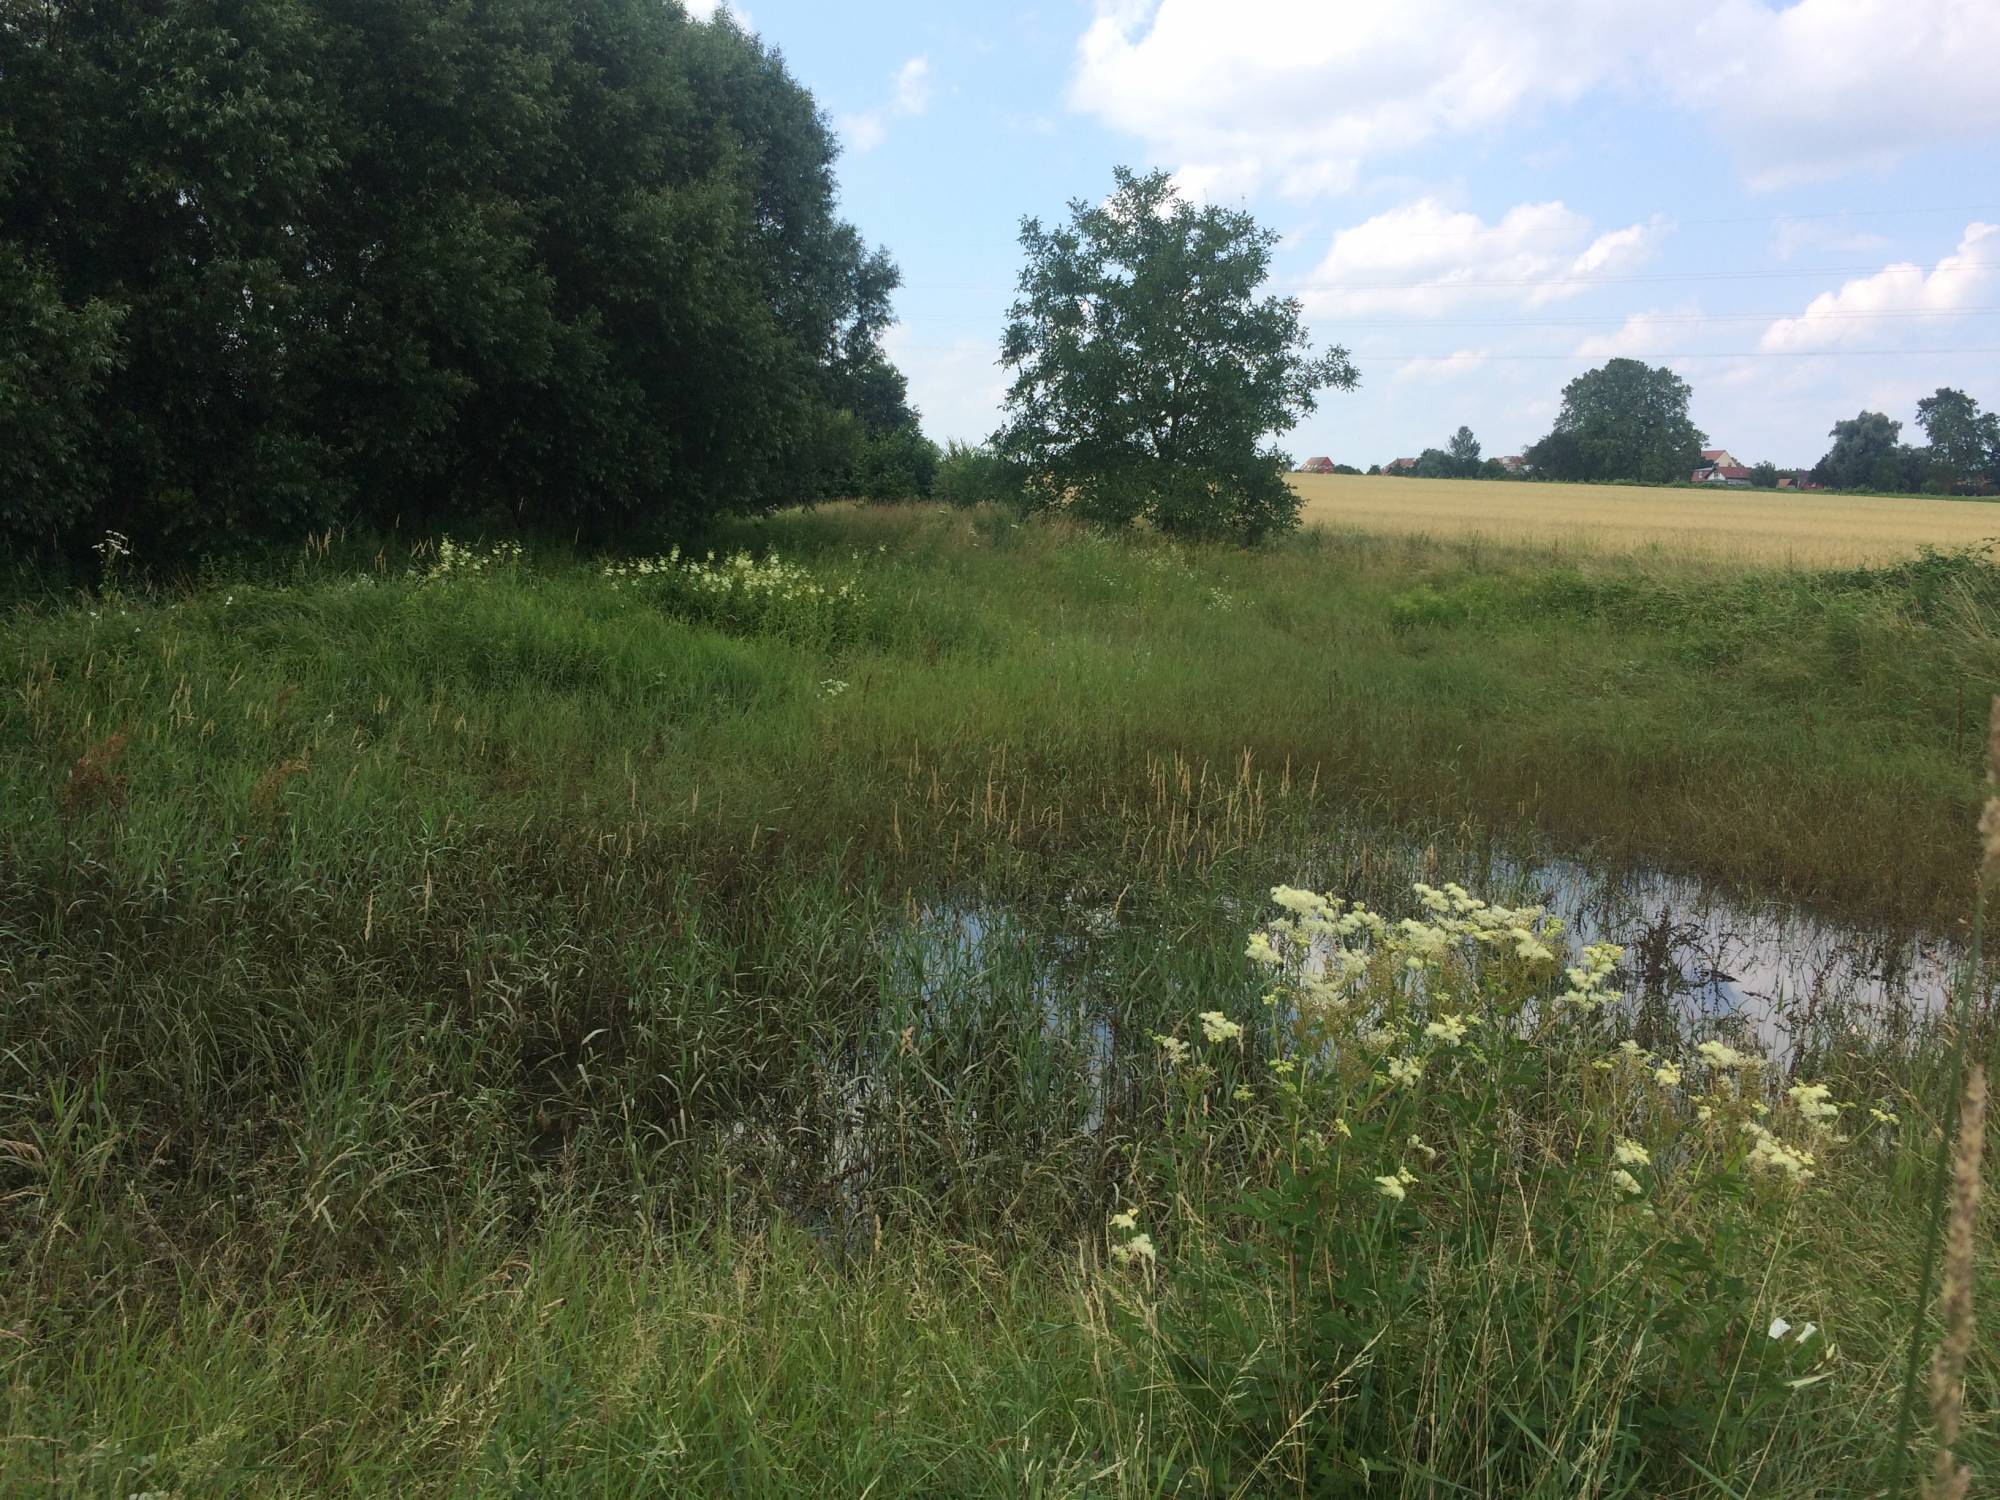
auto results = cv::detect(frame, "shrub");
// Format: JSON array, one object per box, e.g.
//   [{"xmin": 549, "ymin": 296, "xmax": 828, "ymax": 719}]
[
  {"xmin": 1105, "ymin": 880, "xmax": 1872, "ymax": 1488},
  {"xmin": 932, "ymin": 441, "xmax": 1022, "ymax": 509}
]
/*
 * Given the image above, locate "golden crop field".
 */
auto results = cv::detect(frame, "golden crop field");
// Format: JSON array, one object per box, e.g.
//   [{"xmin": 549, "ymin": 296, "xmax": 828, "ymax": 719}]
[{"xmin": 1289, "ymin": 472, "xmax": 2000, "ymax": 566}]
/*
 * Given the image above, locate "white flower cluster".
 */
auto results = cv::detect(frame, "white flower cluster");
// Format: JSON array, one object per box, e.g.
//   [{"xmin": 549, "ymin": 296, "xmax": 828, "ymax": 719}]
[
  {"xmin": 415, "ymin": 536, "xmax": 523, "ymax": 585},
  {"xmin": 603, "ymin": 546, "xmax": 866, "ymax": 643}
]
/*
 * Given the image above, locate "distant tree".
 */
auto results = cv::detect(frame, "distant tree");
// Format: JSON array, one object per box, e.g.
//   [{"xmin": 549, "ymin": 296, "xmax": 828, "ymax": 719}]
[
  {"xmin": 1448, "ymin": 425, "xmax": 1482, "ymax": 477},
  {"xmin": 1366, "ymin": 463, "xmax": 1382, "ymax": 475},
  {"xmin": 1480, "ymin": 457, "xmax": 1509, "ymax": 479},
  {"xmin": 932, "ymin": 440, "xmax": 1019, "ymax": 507},
  {"xmin": 1527, "ymin": 359, "xmax": 1706, "ymax": 484},
  {"xmin": 996, "ymin": 167, "xmax": 1357, "ymax": 542},
  {"xmin": 1915, "ymin": 387, "xmax": 1999, "ymax": 494},
  {"xmin": 1812, "ymin": 411, "xmax": 1906, "ymax": 490},
  {"xmin": 1748, "ymin": 461, "xmax": 1780, "ymax": 489},
  {"xmin": 1331, "ymin": 463, "xmax": 1362, "ymax": 475},
  {"xmin": 1521, "ymin": 429, "xmax": 1586, "ymax": 481},
  {"xmin": 1412, "ymin": 448, "xmax": 1453, "ymax": 478}
]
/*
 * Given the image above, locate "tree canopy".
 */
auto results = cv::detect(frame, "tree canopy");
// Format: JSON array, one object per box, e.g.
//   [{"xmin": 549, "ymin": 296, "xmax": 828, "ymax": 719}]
[
  {"xmin": 1523, "ymin": 359, "xmax": 1706, "ymax": 485},
  {"xmin": 1, "ymin": 0, "xmax": 920, "ymax": 557},
  {"xmin": 1915, "ymin": 387, "xmax": 2000, "ymax": 494},
  {"xmin": 995, "ymin": 167, "xmax": 1356, "ymax": 542}
]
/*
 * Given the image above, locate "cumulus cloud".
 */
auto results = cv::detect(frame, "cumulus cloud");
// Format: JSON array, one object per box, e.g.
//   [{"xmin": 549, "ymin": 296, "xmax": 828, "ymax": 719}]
[
  {"xmin": 840, "ymin": 54, "xmax": 934, "ymax": 155},
  {"xmin": 1390, "ymin": 349, "xmax": 1494, "ymax": 384},
  {"xmin": 1759, "ymin": 222, "xmax": 1999, "ymax": 351},
  {"xmin": 1302, "ymin": 199, "xmax": 1667, "ymax": 318},
  {"xmin": 1573, "ymin": 307, "xmax": 1702, "ymax": 360},
  {"xmin": 1070, "ymin": 0, "xmax": 2000, "ymax": 196}
]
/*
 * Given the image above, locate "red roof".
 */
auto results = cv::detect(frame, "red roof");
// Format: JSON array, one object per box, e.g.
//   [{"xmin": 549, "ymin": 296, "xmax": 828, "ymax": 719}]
[{"xmin": 1700, "ymin": 449, "xmax": 1728, "ymax": 461}]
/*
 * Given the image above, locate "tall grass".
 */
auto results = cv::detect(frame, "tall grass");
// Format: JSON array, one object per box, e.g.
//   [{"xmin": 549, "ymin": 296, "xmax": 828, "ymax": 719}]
[{"xmin": 1, "ymin": 505, "xmax": 1994, "ymax": 1494}]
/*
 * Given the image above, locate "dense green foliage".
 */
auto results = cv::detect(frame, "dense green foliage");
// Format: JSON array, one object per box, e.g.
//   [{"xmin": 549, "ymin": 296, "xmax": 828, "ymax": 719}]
[
  {"xmin": 0, "ymin": 0, "xmax": 923, "ymax": 558},
  {"xmin": 932, "ymin": 439, "xmax": 1021, "ymax": 507},
  {"xmin": 1811, "ymin": 392, "xmax": 2000, "ymax": 495},
  {"xmin": 996, "ymin": 167, "xmax": 1357, "ymax": 542},
  {"xmin": 4, "ymin": 507, "xmax": 1996, "ymax": 1492},
  {"xmin": 1523, "ymin": 358, "xmax": 1707, "ymax": 485}
]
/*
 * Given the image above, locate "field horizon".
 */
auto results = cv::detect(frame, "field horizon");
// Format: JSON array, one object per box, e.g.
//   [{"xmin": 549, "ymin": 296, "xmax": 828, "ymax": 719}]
[{"xmin": 1291, "ymin": 471, "xmax": 2000, "ymax": 565}]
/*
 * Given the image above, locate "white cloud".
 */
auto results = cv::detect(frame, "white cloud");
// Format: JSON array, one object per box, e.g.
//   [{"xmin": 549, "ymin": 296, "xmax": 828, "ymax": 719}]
[
  {"xmin": 1302, "ymin": 199, "xmax": 1666, "ymax": 318},
  {"xmin": 1770, "ymin": 218, "xmax": 1892, "ymax": 262},
  {"xmin": 1672, "ymin": 0, "xmax": 2000, "ymax": 188},
  {"xmin": 1574, "ymin": 306, "xmax": 1700, "ymax": 360},
  {"xmin": 881, "ymin": 326, "xmax": 1008, "ymax": 444},
  {"xmin": 1390, "ymin": 349, "xmax": 1493, "ymax": 384},
  {"xmin": 1759, "ymin": 222, "xmax": 1999, "ymax": 351},
  {"xmin": 1070, "ymin": 1, "xmax": 2000, "ymax": 195},
  {"xmin": 841, "ymin": 53, "xmax": 933, "ymax": 155},
  {"xmin": 894, "ymin": 57, "xmax": 933, "ymax": 115}
]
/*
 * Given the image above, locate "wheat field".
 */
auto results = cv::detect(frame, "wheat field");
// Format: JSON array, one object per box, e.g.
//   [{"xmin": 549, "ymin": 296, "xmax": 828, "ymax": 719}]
[{"xmin": 1291, "ymin": 472, "xmax": 2000, "ymax": 565}]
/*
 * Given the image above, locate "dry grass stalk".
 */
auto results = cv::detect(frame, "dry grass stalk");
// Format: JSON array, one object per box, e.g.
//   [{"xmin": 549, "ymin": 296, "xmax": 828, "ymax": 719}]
[{"xmin": 1923, "ymin": 1064, "xmax": 1986, "ymax": 1500}]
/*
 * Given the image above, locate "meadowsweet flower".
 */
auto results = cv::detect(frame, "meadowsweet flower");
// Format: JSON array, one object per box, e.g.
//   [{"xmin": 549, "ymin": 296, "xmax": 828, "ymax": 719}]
[
  {"xmin": 1199, "ymin": 1011, "xmax": 1243, "ymax": 1044},
  {"xmin": 1654, "ymin": 1063, "xmax": 1683, "ymax": 1088},
  {"xmin": 1245, "ymin": 931, "xmax": 1278, "ymax": 966},
  {"xmin": 1384, "ymin": 1054, "xmax": 1424, "ymax": 1088},
  {"xmin": 1360, "ymin": 1027, "xmax": 1397, "ymax": 1053},
  {"xmin": 1111, "ymin": 1233, "xmax": 1157, "ymax": 1265},
  {"xmin": 1272, "ymin": 1058, "xmax": 1295, "ymax": 1077},
  {"xmin": 1108, "ymin": 1209, "xmax": 1138, "ymax": 1232},
  {"xmin": 1697, "ymin": 1040, "xmax": 1753, "ymax": 1070},
  {"xmin": 1374, "ymin": 1175, "xmax": 1407, "ymax": 1201},
  {"xmin": 1610, "ymin": 1168, "xmax": 1644, "ymax": 1196},
  {"xmin": 1333, "ymin": 1116, "xmax": 1352, "ymax": 1138},
  {"xmin": 1613, "ymin": 1137, "xmax": 1651, "ymax": 1167},
  {"xmin": 1618, "ymin": 1040, "xmax": 1647, "ymax": 1060},
  {"xmin": 1870, "ymin": 1107, "xmax": 1900, "ymax": 1125},
  {"xmin": 1154, "ymin": 1034, "xmax": 1190, "ymax": 1067},
  {"xmin": 1407, "ymin": 1134, "xmax": 1437, "ymax": 1161},
  {"xmin": 1233, "ymin": 1086, "xmax": 1252, "ymax": 1102},
  {"xmin": 1270, "ymin": 885, "xmax": 1330, "ymax": 919},
  {"xmin": 1743, "ymin": 1122, "xmax": 1815, "ymax": 1181},
  {"xmin": 1787, "ymin": 1081, "xmax": 1840, "ymax": 1125},
  {"xmin": 1424, "ymin": 1014, "xmax": 1468, "ymax": 1045}
]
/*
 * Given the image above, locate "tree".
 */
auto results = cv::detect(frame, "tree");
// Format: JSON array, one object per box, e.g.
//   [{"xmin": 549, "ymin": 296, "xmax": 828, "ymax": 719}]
[
  {"xmin": 995, "ymin": 167, "xmax": 1357, "ymax": 542},
  {"xmin": 1748, "ymin": 462, "xmax": 1780, "ymax": 489},
  {"xmin": 1411, "ymin": 448, "xmax": 1453, "ymax": 478},
  {"xmin": 1915, "ymin": 387, "xmax": 2000, "ymax": 494},
  {"xmin": 0, "ymin": 0, "xmax": 914, "ymax": 558},
  {"xmin": 1447, "ymin": 425, "xmax": 1481, "ymax": 478},
  {"xmin": 1527, "ymin": 359, "xmax": 1706, "ymax": 484},
  {"xmin": 1812, "ymin": 412, "xmax": 1906, "ymax": 490}
]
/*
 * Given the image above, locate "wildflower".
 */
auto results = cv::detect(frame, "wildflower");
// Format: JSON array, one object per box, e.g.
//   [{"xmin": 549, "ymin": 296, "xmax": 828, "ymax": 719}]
[
  {"xmin": 819, "ymin": 679, "xmax": 850, "ymax": 698},
  {"xmin": 1654, "ymin": 1063, "xmax": 1683, "ymax": 1088},
  {"xmin": 1787, "ymin": 1081, "xmax": 1840, "ymax": 1125},
  {"xmin": 1743, "ymin": 1122, "xmax": 1815, "ymax": 1182},
  {"xmin": 1271, "ymin": 1058, "xmax": 1295, "ymax": 1077},
  {"xmin": 1111, "ymin": 1233, "xmax": 1157, "ymax": 1265},
  {"xmin": 1154, "ymin": 1034, "xmax": 1190, "ymax": 1067},
  {"xmin": 1374, "ymin": 1175, "xmax": 1407, "ymax": 1201},
  {"xmin": 1359, "ymin": 1026, "xmax": 1397, "ymax": 1053},
  {"xmin": 1610, "ymin": 1168, "xmax": 1644, "ymax": 1196},
  {"xmin": 1384, "ymin": 1055, "xmax": 1424, "ymax": 1088},
  {"xmin": 1696, "ymin": 1103, "xmax": 1715, "ymax": 1122},
  {"xmin": 1199, "ymin": 1011, "xmax": 1243, "ymax": 1044},
  {"xmin": 1270, "ymin": 885, "xmax": 1329, "ymax": 919},
  {"xmin": 1407, "ymin": 1134, "xmax": 1437, "ymax": 1161},
  {"xmin": 1613, "ymin": 1137, "xmax": 1651, "ymax": 1168},
  {"xmin": 1697, "ymin": 1040, "xmax": 1753, "ymax": 1070},
  {"xmin": 1870, "ymin": 1107, "xmax": 1900, "ymax": 1126},
  {"xmin": 1244, "ymin": 931, "xmax": 1278, "ymax": 966},
  {"xmin": 1618, "ymin": 1040, "xmax": 1647, "ymax": 1060},
  {"xmin": 1423, "ymin": 1013, "xmax": 1468, "ymax": 1045},
  {"xmin": 1233, "ymin": 1086, "xmax": 1252, "ymax": 1102},
  {"xmin": 1333, "ymin": 1116, "xmax": 1352, "ymax": 1138},
  {"xmin": 1108, "ymin": 1209, "xmax": 1138, "ymax": 1232}
]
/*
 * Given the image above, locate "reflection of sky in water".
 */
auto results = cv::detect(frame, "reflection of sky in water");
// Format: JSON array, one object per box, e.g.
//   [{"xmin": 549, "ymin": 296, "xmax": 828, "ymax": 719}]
[
  {"xmin": 901, "ymin": 856, "xmax": 1977, "ymax": 1072},
  {"xmin": 1514, "ymin": 858, "xmax": 1966, "ymax": 1061}
]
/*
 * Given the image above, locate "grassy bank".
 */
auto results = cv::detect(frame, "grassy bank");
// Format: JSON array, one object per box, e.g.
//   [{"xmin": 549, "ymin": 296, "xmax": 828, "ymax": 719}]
[{"xmin": 3, "ymin": 506, "xmax": 1995, "ymax": 1494}]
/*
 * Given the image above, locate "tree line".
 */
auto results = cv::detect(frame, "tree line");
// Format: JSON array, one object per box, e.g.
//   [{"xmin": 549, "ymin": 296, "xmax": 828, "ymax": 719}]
[
  {"xmin": 1381, "ymin": 367, "xmax": 2000, "ymax": 496},
  {"xmin": 1, "ymin": 0, "xmax": 932, "ymax": 561}
]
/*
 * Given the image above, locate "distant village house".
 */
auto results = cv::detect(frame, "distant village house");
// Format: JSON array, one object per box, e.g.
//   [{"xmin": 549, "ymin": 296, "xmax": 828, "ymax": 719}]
[
  {"xmin": 1383, "ymin": 457, "xmax": 1418, "ymax": 473},
  {"xmin": 1298, "ymin": 456, "xmax": 1336, "ymax": 474}
]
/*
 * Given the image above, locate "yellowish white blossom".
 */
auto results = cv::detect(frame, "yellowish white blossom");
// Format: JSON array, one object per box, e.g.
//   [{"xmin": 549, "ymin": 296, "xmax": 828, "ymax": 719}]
[
  {"xmin": 1199, "ymin": 1011, "xmax": 1243, "ymax": 1044},
  {"xmin": 1612, "ymin": 1137, "xmax": 1651, "ymax": 1167},
  {"xmin": 1610, "ymin": 1168, "xmax": 1644, "ymax": 1196}
]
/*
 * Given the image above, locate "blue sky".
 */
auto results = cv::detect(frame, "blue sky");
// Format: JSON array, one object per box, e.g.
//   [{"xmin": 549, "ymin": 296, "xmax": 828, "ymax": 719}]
[{"xmin": 699, "ymin": 0, "xmax": 2000, "ymax": 469}]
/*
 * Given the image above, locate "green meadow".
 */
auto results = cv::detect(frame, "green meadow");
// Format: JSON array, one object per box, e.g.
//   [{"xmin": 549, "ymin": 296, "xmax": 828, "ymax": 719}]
[{"xmin": 3, "ymin": 503, "xmax": 1995, "ymax": 1496}]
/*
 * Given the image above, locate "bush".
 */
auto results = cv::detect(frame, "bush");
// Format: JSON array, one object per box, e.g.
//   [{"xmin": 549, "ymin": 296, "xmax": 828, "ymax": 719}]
[
  {"xmin": 1105, "ymin": 880, "xmax": 1871, "ymax": 1488},
  {"xmin": 932, "ymin": 441, "xmax": 1022, "ymax": 509}
]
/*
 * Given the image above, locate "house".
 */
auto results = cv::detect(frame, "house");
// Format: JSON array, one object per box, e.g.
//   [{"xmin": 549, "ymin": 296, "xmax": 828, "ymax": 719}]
[
  {"xmin": 1691, "ymin": 464, "xmax": 1751, "ymax": 486},
  {"xmin": 1699, "ymin": 448, "xmax": 1740, "ymax": 469},
  {"xmin": 1384, "ymin": 457, "xmax": 1419, "ymax": 474},
  {"xmin": 1499, "ymin": 455, "xmax": 1526, "ymax": 474},
  {"xmin": 1299, "ymin": 456, "xmax": 1336, "ymax": 474}
]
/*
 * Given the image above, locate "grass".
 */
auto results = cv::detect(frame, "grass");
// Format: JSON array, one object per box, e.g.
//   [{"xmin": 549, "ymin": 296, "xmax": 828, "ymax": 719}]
[
  {"xmin": 1291, "ymin": 472, "xmax": 2000, "ymax": 566},
  {"xmin": 2, "ymin": 504, "xmax": 1996, "ymax": 1495}
]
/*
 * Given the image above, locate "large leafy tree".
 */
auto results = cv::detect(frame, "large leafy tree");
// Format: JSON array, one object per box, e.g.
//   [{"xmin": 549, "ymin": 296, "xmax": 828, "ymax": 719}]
[
  {"xmin": 1524, "ymin": 359, "xmax": 1705, "ymax": 484},
  {"xmin": 1915, "ymin": 387, "xmax": 2000, "ymax": 494},
  {"xmin": 1812, "ymin": 411, "xmax": 1924, "ymax": 491},
  {"xmin": 0, "ymin": 0, "xmax": 910, "ymax": 557},
  {"xmin": 995, "ymin": 167, "xmax": 1356, "ymax": 542}
]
